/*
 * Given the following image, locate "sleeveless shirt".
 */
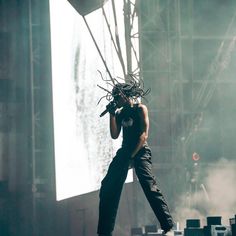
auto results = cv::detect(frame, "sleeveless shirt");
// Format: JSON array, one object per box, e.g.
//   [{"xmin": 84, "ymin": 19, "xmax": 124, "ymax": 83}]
[{"xmin": 116, "ymin": 104, "xmax": 148, "ymax": 150}]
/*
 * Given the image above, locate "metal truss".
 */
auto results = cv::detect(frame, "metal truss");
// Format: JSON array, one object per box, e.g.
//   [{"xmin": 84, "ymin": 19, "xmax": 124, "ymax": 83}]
[
  {"xmin": 178, "ymin": 1, "xmax": 236, "ymax": 149},
  {"xmin": 129, "ymin": 0, "xmax": 185, "ymax": 224},
  {"xmin": 137, "ymin": 0, "xmax": 184, "ymax": 163},
  {"xmin": 82, "ymin": 0, "xmax": 140, "ymax": 82},
  {"xmin": 28, "ymin": 0, "xmax": 55, "ymax": 235},
  {"xmin": 138, "ymin": 0, "xmax": 236, "ymax": 160},
  {"xmin": 123, "ymin": 0, "xmax": 140, "ymax": 77}
]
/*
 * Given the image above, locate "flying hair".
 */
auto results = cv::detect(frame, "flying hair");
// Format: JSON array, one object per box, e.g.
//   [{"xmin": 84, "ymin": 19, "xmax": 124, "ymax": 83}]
[{"xmin": 97, "ymin": 72, "xmax": 151, "ymax": 104}]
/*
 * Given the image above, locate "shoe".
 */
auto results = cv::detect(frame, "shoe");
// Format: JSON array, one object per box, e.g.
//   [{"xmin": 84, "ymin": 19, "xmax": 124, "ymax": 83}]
[{"xmin": 162, "ymin": 229, "xmax": 174, "ymax": 236}]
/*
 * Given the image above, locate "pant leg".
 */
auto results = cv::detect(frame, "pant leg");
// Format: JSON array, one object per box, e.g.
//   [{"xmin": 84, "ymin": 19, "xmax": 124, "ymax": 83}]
[
  {"xmin": 97, "ymin": 149, "xmax": 129, "ymax": 235},
  {"xmin": 134, "ymin": 146, "xmax": 174, "ymax": 232}
]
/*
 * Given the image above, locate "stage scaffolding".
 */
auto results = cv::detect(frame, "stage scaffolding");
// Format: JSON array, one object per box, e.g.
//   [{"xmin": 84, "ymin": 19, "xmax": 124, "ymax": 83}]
[
  {"xmin": 135, "ymin": 0, "xmax": 236, "ymax": 223},
  {"xmin": 28, "ymin": 0, "xmax": 55, "ymax": 235},
  {"xmin": 2, "ymin": 0, "xmax": 235, "ymax": 235}
]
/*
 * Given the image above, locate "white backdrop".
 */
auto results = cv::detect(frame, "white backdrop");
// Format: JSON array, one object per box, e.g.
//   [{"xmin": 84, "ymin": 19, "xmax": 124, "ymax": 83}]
[{"xmin": 49, "ymin": 0, "xmax": 133, "ymax": 200}]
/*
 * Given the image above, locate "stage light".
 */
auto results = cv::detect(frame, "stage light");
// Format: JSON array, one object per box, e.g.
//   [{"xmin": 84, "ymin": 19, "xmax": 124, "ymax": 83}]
[{"xmin": 192, "ymin": 152, "xmax": 200, "ymax": 162}]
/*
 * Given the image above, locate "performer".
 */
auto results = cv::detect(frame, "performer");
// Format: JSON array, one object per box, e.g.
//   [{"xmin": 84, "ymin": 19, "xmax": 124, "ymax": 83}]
[{"xmin": 97, "ymin": 77, "xmax": 174, "ymax": 236}]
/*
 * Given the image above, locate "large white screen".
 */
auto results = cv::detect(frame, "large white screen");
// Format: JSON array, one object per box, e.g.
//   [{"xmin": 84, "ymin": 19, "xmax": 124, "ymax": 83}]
[{"xmin": 49, "ymin": 0, "xmax": 133, "ymax": 200}]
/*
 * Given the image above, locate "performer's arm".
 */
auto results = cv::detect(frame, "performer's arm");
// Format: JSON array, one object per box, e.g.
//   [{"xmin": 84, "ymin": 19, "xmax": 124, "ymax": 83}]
[
  {"xmin": 110, "ymin": 114, "xmax": 121, "ymax": 139},
  {"xmin": 130, "ymin": 104, "xmax": 149, "ymax": 158}
]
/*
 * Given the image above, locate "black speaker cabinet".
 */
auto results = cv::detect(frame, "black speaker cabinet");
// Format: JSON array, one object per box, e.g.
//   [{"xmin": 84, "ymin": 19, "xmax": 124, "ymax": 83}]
[
  {"xmin": 184, "ymin": 228, "xmax": 204, "ymax": 236},
  {"xmin": 68, "ymin": 0, "xmax": 108, "ymax": 16},
  {"xmin": 231, "ymin": 224, "xmax": 236, "ymax": 236},
  {"xmin": 207, "ymin": 216, "xmax": 222, "ymax": 226},
  {"xmin": 186, "ymin": 219, "xmax": 201, "ymax": 228}
]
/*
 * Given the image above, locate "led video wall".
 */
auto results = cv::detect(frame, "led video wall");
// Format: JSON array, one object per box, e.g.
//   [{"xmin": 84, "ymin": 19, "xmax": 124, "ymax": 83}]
[{"xmin": 49, "ymin": 0, "xmax": 133, "ymax": 200}]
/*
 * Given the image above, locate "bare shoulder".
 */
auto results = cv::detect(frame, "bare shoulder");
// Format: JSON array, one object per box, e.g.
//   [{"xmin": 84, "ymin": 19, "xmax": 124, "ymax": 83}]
[{"xmin": 137, "ymin": 103, "xmax": 148, "ymax": 114}]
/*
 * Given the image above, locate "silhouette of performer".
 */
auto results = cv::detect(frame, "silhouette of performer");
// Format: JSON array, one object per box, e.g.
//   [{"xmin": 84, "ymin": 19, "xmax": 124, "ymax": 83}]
[{"xmin": 97, "ymin": 77, "xmax": 174, "ymax": 236}]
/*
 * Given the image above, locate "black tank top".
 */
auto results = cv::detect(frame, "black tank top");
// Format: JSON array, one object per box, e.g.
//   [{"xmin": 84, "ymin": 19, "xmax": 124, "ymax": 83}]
[{"xmin": 116, "ymin": 104, "xmax": 147, "ymax": 150}]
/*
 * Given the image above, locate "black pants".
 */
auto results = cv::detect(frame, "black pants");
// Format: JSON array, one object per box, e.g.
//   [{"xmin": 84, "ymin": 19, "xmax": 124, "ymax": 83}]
[{"xmin": 97, "ymin": 146, "xmax": 174, "ymax": 235}]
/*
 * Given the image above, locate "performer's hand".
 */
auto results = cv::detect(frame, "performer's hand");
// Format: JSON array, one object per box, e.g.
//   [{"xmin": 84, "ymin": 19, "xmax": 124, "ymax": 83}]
[
  {"xmin": 128, "ymin": 158, "xmax": 135, "ymax": 169},
  {"xmin": 128, "ymin": 151, "xmax": 136, "ymax": 169},
  {"xmin": 106, "ymin": 101, "xmax": 117, "ymax": 116}
]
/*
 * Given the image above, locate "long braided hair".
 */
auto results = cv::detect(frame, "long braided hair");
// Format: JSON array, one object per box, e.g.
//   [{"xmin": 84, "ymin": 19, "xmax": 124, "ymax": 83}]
[{"xmin": 97, "ymin": 73, "xmax": 150, "ymax": 104}]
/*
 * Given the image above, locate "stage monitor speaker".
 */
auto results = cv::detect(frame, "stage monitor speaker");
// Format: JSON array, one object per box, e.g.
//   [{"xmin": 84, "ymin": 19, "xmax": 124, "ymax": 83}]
[
  {"xmin": 67, "ymin": 0, "xmax": 108, "ymax": 16},
  {"xmin": 207, "ymin": 216, "xmax": 222, "ymax": 226},
  {"xmin": 186, "ymin": 219, "xmax": 201, "ymax": 228},
  {"xmin": 184, "ymin": 228, "xmax": 204, "ymax": 236},
  {"xmin": 232, "ymin": 224, "xmax": 236, "ymax": 236}
]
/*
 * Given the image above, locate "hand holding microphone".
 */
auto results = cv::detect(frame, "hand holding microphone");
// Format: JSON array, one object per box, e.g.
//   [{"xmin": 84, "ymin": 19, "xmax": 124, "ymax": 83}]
[{"xmin": 100, "ymin": 101, "xmax": 118, "ymax": 117}]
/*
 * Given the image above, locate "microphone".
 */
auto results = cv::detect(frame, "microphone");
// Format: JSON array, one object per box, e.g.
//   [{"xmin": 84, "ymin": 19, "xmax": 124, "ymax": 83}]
[
  {"xmin": 100, "ymin": 101, "xmax": 117, "ymax": 117},
  {"xmin": 100, "ymin": 108, "xmax": 109, "ymax": 117}
]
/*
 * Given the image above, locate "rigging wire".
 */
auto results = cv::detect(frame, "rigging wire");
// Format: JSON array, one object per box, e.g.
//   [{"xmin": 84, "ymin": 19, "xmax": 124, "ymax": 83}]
[
  {"xmin": 111, "ymin": 0, "xmax": 127, "ymax": 79},
  {"xmin": 102, "ymin": 6, "xmax": 127, "ymax": 78},
  {"xmin": 82, "ymin": 15, "xmax": 115, "ymax": 84}
]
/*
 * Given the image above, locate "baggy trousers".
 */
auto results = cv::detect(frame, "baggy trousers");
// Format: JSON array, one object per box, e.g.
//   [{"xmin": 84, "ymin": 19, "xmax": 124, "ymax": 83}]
[{"xmin": 97, "ymin": 146, "xmax": 174, "ymax": 235}]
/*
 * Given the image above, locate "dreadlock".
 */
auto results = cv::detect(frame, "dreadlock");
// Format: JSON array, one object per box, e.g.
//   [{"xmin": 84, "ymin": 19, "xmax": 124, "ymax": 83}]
[{"xmin": 97, "ymin": 73, "xmax": 150, "ymax": 104}]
